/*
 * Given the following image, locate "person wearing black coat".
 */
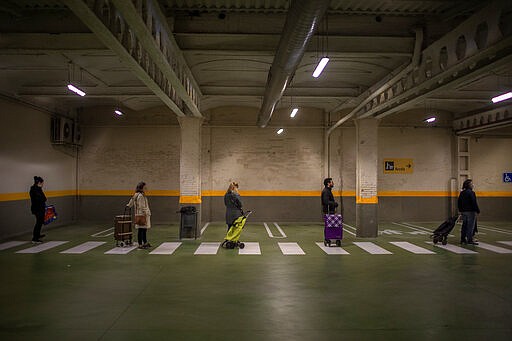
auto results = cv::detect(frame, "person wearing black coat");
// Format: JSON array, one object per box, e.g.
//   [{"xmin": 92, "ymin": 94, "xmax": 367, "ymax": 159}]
[
  {"xmin": 29, "ymin": 176, "xmax": 47, "ymax": 243},
  {"xmin": 224, "ymin": 182, "xmax": 243, "ymax": 230},
  {"xmin": 321, "ymin": 178, "xmax": 338, "ymax": 214},
  {"xmin": 458, "ymin": 179, "xmax": 480, "ymax": 245}
]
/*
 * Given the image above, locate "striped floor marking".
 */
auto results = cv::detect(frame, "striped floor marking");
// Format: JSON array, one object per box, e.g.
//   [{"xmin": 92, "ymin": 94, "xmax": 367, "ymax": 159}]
[
  {"xmin": 389, "ymin": 242, "xmax": 436, "ymax": 254},
  {"xmin": 426, "ymin": 242, "xmax": 478, "ymax": 254},
  {"xmin": 239, "ymin": 242, "xmax": 261, "ymax": 255},
  {"xmin": 61, "ymin": 241, "xmax": 106, "ymax": 254},
  {"xmin": 315, "ymin": 242, "xmax": 350, "ymax": 255},
  {"xmin": 278, "ymin": 242, "xmax": 305, "ymax": 255},
  {"xmin": 353, "ymin": 242, "xmax": 392, "ymax": 254},
  {"xmin": 194, "ymin": 242, "xmax": 220, "ymax": 255},
  {"xmin": 497, "ymin": 241, "xmax": 512, "ymax": 247},
  {"xmin": 475, "ymin": 242, "xmax": 512, "ymax": 254},
  {"xmin": 150, "ymin": 242, "xmax": 182, "ymax": 255},
  {"xmin": 104, "ymin": 245, "xmax": 137, "ymax": 254},
  {"xmin": 0, "ymin": 241, "xmax": 27, "ymax": 251},
  {"xmin": 16, "ymin": 241, "xmax": 69, "ymax": 254}
]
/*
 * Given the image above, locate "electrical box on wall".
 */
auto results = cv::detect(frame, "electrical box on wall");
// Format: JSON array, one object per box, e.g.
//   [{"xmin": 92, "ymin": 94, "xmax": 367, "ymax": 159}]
[{"xmin": 51, "ymin": 117, "xmax": 82, "ymax": 147}]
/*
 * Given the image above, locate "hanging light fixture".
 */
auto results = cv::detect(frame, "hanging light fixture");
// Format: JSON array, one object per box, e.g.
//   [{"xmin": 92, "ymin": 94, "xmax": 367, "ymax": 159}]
[
  {"xmin": 312, "ymin": 13, "xmax": 329, "ymax": 78},
  {"xmin": 67, "ymin": 84, "xmax": 86, "ymax": 97},
  {"xmin": 491, "ymin": 91, "xmax": 512, "ymax": 103},
  {"xmin": 277, "ymin": 128, "xmax": 284, "ymax": 135}
]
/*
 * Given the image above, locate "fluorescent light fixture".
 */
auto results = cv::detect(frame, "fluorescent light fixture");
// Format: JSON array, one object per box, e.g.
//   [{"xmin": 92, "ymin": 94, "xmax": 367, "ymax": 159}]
[
  {"xmin": 114, "ymin": 110, "xmax": 124, "ymax": 116},
  {"xmin": 67, "ymin": 84, "xmax": 86, "ymax": 97},
  {"xmin": 491, "ymin": 91, "xmax": 512, "ymax": 103},
  {"xmin": 425, "ymin": 117, "xmax": 436, "ymax": 123},
  {"xmin": 277, "ymin": 128, "xmax": 284, "ymax": 135},
  {"xmin": 290, "ymin": 108, "xmax": 298, "ymax": 118},
  {"xmin": 312, "ymin": 57, "xmax": 329, "ymax": 78}
]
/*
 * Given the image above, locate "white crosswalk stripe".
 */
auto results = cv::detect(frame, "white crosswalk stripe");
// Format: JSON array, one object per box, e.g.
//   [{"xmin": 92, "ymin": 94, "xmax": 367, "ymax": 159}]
[
  {"xmin": 61, "ymin": 241, "xmax": 106, "ymax": 254},
  {"xmin": 105, "ymin": 245, "xmax": 137, "ymax": 254},
  {"xmin": 278, "ymin": 242, "xmax": 305, "ymax": 255},
  {"xmin": 239, "ymin": 242, "xmax": 261, "ymax": 255},
  {"xmin": 16, "ymin": 241, "xmax": 69, "ymax": 254},
  {"xmin": 353, "ymin": 242, "xmax": 392, "ymax": 254},
  {"xmin": 194, "ymin": 242, "xmax": 221, "ymax": 255},
  {"xmin": 474, "ymin": 242, "xmax": 512, "ymax": 254},
  {"xmin": 0, "ymin": 241, "xmax": 27, "ymax": 251},
  {"xmin": 497, "ymin": 241, "xmax": 512, "ymax": 247},
  {"xmin": 426, "ymin": 242, "xmax": 478, "ymax": 254},
  {"xmin": 150, "ymin": 242, "xmax": 182, "ymax": 255},
  {"xmin": 316, "ymin": 242, "xmax": 350, "ymax": 255},
  {"xmin": 389, "ymin": 242, "xmax": 436, "ymax": 254}
]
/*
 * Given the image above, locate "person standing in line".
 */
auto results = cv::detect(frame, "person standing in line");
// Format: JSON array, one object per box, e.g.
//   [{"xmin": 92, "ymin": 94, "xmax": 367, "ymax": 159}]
[
  {"xmin": 127, "ymin": 182, "xmax": 152, "ymax": 249},
  {"xmin": 224, "ymin": 182, "xmax": 243, "ymax": 231},
  {"xmin": 29, "ymin": 176, "xmax": 47, "ymax": 244},
  {"xmin": 321, "ymin": 178, "xmax": 338, "ymax": 214},
  {"xmin": 458, "ymin": 179, "xmax": 480, "ymax": 245}
]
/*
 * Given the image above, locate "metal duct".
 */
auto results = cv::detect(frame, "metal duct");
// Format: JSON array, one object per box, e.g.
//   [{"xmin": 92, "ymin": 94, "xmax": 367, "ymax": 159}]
[{"xmin": 256, "ymin": 0, "xmax": 330, "ymax": 128}]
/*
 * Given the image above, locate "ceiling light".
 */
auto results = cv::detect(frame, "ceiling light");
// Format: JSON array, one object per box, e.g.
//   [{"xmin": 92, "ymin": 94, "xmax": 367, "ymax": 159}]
[
  {"xmin": 67, "ymin": 84, "xmax": 86, "ymax": 97},
  {"xmin": 290, "ymin": 108, "xmax": 298, "ymax": 118},
  {"xmin": 277, "ymin": 128, "xmax": 284, "ymax": 135},
  {"xmin": 424, "ymin": 117, "xmax": 436, "ymax": 123},
  {"xmin": 114, "ymin": 110, "xmax": 124, "ymax": 116},
  {"xmin": 312, "ymin": 57, "xmax": 329, "ymax": 78},
  {"xmin": 491, "ymin": 91, "xmax": 512, "ymax": 103}
]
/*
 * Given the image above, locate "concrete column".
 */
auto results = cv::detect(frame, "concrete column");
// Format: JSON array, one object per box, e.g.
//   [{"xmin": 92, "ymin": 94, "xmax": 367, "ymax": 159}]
[
  {"xmin": 178, "ymin": 116, "xmax": 203, "ymax": 237},
  {"xmin": 355, "ymin": 119, "xmax": 378, "ymax": 237}
]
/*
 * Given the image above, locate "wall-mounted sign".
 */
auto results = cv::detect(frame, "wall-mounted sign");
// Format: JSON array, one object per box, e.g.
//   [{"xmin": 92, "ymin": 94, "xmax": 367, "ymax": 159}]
[
  {"xmin": 504, "ymin": 173, "xmax": 512, "ymax": 183},
  {"xmin": 384, "ymin": 158, "xmax": 413, "ymax": 174}
]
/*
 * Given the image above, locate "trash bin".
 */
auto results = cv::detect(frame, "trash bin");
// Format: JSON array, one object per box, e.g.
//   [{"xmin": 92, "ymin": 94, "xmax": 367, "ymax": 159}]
[{"xmin": 178, "ymin": 206, "xmax": 198, "ymax": 239}]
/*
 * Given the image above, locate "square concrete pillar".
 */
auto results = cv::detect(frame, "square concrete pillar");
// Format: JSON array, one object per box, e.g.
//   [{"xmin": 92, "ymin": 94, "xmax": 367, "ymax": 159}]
[
  {"xmin": 178, "ymin": 117, "xmax": 203, "ymax": 237},
  {"xmin": 355, "ymin": 119, "xmax": 378, "ymax": 237}
]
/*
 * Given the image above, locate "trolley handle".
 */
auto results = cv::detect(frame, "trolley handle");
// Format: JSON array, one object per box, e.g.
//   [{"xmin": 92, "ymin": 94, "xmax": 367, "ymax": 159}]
[{"xmin": 124, "ymin": 205, "xmax": 131, "ymax": 217}]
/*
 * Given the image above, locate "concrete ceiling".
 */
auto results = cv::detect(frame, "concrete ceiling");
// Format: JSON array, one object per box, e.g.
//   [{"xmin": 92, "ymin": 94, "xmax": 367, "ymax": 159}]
[{"xmin": 0, "ymin": 0, "xmax": 511, "ymax": 134}]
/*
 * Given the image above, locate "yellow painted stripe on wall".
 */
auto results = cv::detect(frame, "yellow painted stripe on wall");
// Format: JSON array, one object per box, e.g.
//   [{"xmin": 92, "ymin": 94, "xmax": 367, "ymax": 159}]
[
  {"xmin": 179, "ymin": 195, "xmax": 202, "ymax": 204},
  {"xmin": 0, "ymin": 190, "xmax": 76, "ymax": 202},
  {"xmin": 1, "ymin": 189, "xmax": 511, "ymax": 202},
  {"xmin": 356, "ymin": 196, "xmax": 379, "ymax": 204}
]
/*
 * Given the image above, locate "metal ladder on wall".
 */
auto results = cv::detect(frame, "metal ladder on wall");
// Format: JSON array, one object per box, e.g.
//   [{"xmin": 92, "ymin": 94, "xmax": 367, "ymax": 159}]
[{"xmin": 452, "ymin": 137, "xmax": 471, "ymax": 216}]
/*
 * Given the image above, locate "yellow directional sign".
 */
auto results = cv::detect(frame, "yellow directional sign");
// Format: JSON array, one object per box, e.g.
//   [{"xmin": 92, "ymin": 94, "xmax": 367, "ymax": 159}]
[{"xmin": 383, "ymin": 158, "xmax": 413, "ymax": 174}]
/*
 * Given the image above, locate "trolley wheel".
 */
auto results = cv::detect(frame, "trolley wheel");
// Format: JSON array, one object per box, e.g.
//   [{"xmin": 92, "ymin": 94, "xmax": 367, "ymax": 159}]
[
  {"xmin": 433, "ymin": 236, "xmax": 439, "ymax": 244},
  {"xmin": 119, "ymin": 241, "xmax": 125, "ymax": 247},
  {"xmin": 324, "ymin": 240, "xmax": 328, "ymax": 246},
  {"xmin": 239, "ymin": 243, "xmax": 245, "ymax": 249},
  {"xmin": 336, "ymin": 240, "xmax": 341, "ymax": 247},
  {"xmin": 442, "ymin": 236, "xmax": 448, "ymax": 245},
  {"xmin": 227, "ymin": 241, "xmax": 234, "ymax": 249},
  {"xmin": 327, "ymin": 240, "xmax": 332, "ymax": 247}
]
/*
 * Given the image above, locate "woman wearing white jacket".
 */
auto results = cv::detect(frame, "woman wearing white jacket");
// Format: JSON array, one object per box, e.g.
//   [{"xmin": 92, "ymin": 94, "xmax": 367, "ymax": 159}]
[{"xmin": 127, "ymin": 182, "xmax": 151, "ymax": 249}]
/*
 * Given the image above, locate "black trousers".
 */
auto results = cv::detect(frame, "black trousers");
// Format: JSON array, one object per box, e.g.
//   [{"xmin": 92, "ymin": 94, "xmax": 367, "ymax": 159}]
[
  {"xmin": 137, "ymin": 228, "xmax": 147, "ymax": 245},
  {"xmin": 33, "ymin": 211, "xmax": 44, "ymax": 240}
]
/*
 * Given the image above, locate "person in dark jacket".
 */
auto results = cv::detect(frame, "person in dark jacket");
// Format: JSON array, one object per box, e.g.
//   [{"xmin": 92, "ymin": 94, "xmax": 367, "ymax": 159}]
[
  {"xmin": 321, "ymin": 178, "xmax": 338, "ymax": 214},
  {"xmin": 29, "ymin": 176, "xmax": 47, "ymax": 243},
  {"xmin": 224, "ymin": 182, "xmax": 243, "ymax": 230},
  {"xmin": 458, "ymin": 179, "xmax": 480, "ymax": 245}
]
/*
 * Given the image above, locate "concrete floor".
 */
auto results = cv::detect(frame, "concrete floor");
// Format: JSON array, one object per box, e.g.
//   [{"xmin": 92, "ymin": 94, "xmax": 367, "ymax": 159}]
[{"xmin": 1, "ymin": 220, "xmax": 511, "ymax": 340}]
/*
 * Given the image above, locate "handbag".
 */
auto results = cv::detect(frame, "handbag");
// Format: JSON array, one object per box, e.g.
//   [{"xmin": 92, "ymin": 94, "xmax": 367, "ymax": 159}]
[
  {"xmin": 135, "ymin": 215, "xmax": 147, "ymax": 226},
  {"xmin": 44, "ymin": 205, "xmax": 58, "ymax": 225}
]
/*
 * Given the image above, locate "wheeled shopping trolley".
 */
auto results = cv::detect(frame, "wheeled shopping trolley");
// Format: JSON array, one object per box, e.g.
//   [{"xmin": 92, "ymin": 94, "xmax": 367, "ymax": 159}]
[
  {"xmin": 221, "ymin": 211, "xmax": 252, "ymax": 249},
  {"xmin": 114, "ymin": 207, "xmax": 133, "ymax": 247},
  {"xmin": 324, "ymin": 213, "xmax": 343, "ymax": 247},
  {"xmin": 431, "ymin": 216, "xmax": 459, "ymax": 245}
]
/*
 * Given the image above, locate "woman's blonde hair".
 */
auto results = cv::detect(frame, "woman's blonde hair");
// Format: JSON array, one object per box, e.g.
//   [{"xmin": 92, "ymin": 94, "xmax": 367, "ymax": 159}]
[{"xmin": 226, "ymin": 182, "xmax": 239, "ymax": 194}]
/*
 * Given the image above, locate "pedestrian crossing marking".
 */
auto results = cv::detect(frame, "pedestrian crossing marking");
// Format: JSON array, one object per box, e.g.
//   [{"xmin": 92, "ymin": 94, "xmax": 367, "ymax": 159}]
[
  {"xmin": 0, "ymin": 241, "xmax": 27, "ymax": 251},
  {"xmin": 426, "ymin": 242, "xmax": 478, "ymax": 254},
  {"xmin": 315, "ymin": 242, "xmax": 350, "ymax": 255},
  {"xmin": 389, "ymin": 242, "xmax": 436, "ymax": 254},
  {"xmin": 278, "ymin": 242, "xmax": 305, "ymax": 255},
  {"xmin": 353, "ymin": 242, "xmax": 392, "ymax": 254},
  {"xmin": 239, "ymin": 242, "xmax": 261, "ymax": 255},
  {"xmin": 497, "ymin": 241, "xmax": 512, "ymax": 247},
  {"xmin": 105, "ymin": 245, "xmax": 137, "ymax": 254},
  {"xmin": 474, "ymin": 242, "xmax": 512, "ymax": 254},
  {"xmin": 150, "ymin": 242, "xmax": 182, "ymax": 255},
  {"xmin": 194, "ymin": 242, "xmax": 220, "ymax": 255},
  {"xmin": 61, "ymin": 241, "xmax": 106, "ymax": 254},
  {"xmin": 16, "ymin": 241, "xmax": 69, "ymax": 254}
]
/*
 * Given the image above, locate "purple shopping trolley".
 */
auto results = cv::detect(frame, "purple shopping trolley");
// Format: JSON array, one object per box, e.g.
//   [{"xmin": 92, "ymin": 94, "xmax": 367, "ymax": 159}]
[{"xmin": 323, "ymin": 213, "xmax": 343, "ymax": 247}]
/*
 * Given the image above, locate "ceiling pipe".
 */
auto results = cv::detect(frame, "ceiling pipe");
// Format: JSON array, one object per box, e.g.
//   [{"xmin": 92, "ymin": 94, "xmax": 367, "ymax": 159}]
[{"xmin": 256, "ymin": 0, "xmax": 330, "ymax": 128}]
